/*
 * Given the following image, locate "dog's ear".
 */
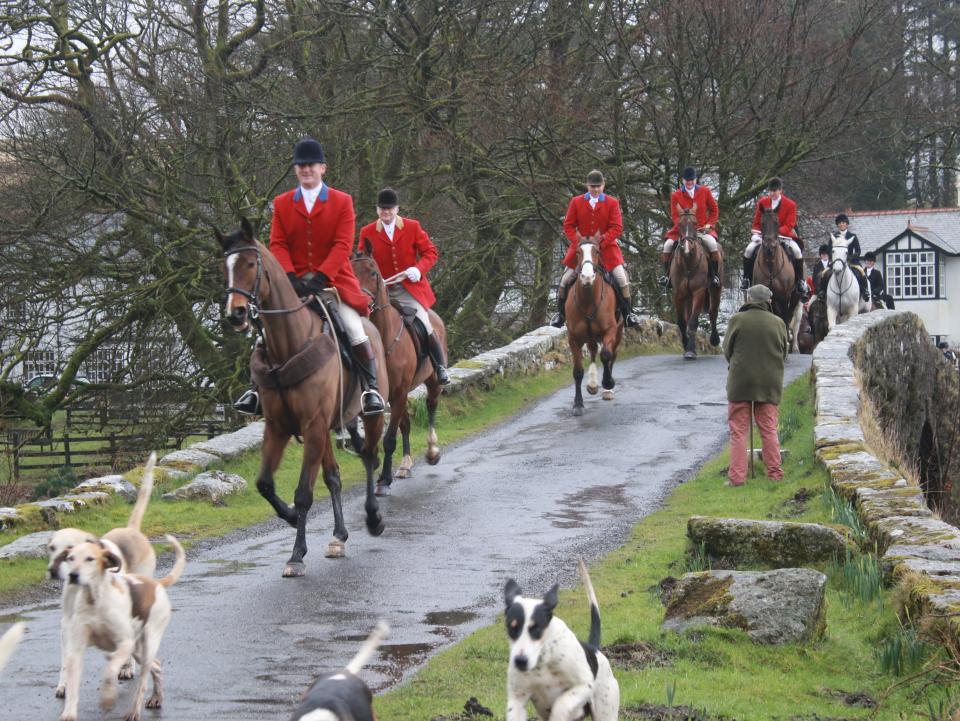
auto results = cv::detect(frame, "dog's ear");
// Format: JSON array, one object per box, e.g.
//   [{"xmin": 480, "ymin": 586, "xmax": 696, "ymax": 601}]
[
  {"xmin": 99, "ymin": 543, "xmax": 123, "ymax": 572},
  {"xmin": 504, "ymin": 579, "xmax": 522, "ymax": 609},
  {"xmin": 50, "ymin": 548, "xmax": 69, "ymax": 573},
  {"xmin": 542, "ymin": 584, "xmax": 559, "ymax": 612}
]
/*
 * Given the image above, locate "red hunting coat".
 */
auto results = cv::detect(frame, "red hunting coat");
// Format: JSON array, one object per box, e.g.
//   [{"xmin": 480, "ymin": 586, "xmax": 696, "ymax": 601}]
[
  {"xmin": 751, "ymin": 194, "xmax": 798, "ymax": 240},
  {"xmin": 664, "ymin": 185, "xmax": 719, "ymax": 241},
  {"xmin": 562, "ymin": 193, "xmax": 625, "ymax": 270},
  {"xmin": 268, "ymin": 184, "xmax": 369, "ymax": 315},
  {"xmin": 357, "ymin": 216, "xmax": 439, "ymax": 309}
]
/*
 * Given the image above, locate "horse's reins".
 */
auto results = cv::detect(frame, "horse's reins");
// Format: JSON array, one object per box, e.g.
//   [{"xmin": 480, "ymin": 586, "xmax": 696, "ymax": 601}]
[
  {"xmin": 356, "ymin": 258, "xmax": 407, "ymax": 357},
  {"xmin": 573, "ymin": 243, "xmax": 605, "ymax": 328},
  {"xmin": 830, "ymin": 255, "xmax": 856, "ymax": 318}
]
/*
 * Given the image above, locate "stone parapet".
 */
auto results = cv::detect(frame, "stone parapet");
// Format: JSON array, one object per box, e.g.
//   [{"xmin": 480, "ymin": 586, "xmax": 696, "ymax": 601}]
[{"xmin": 812, "ymin": 310, "xmax": 960, "ymax": 642}]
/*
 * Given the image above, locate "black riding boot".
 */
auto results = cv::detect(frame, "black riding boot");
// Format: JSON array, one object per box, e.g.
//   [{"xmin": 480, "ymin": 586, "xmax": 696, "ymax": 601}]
[
  {"xmin": 617, "ymin": 284, "xmax": 641, "ymax": 328},
  {"xmin": 350, "ymin": 340, "xmax": 386, "ymax": 416},
  {"xmin": 426, "ymin": 332, "xmax": 450, "ymax": 385},
  {"xmin": 708, "ymin": 258, "xmax": 721, "ymax": 288},
  {"xmin": 793, "ymin": 258, "xmax": 808, "ymax": 299},
  {"xmin": 857, "ymin": 273, "xmax": 870, "ymax": 302},
  {"xmin": 659, "ymin": 258, "xmax": 673, "ymax": 289},
  {"xmin": 233, "ymin": 387, "xmax": 261, "ymax": 416},
  {"xmin": 549, "ymin": 283, "xmax": 570, "ymax": 328},
  {"xmin": 740, "ymin": 255, "xmax": 753, "ymax": 290}
]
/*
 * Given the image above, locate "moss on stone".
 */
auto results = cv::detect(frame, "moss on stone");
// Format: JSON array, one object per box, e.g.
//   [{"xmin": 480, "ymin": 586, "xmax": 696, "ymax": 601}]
[{"xmin": 664, "ymin": 573, "xmax": 734, "ymax": 619}]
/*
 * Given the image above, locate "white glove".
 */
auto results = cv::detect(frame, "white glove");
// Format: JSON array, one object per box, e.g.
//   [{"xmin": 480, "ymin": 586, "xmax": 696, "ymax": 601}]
[
  {"xmin": 404, "ymin": 266, "xmax": 422, "ymax": 283},
  {"xmin": 750, "ymin": 232, "xmax": 762, "ymax": 244}
]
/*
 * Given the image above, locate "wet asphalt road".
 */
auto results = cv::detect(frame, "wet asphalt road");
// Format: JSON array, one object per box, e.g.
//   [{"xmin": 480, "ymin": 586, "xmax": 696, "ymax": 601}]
[{"xmin": 0, "ymin": 353, "xmax": 810, "ymax": 721}]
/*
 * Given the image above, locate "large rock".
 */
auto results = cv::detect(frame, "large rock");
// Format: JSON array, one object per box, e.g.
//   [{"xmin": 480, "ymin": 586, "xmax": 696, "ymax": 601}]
[
  {"xmin": 72, "ymin": 474, "xmax": 137, "ymax": 501},
  {"xmin": 0, "ymin": 507, "xmax": 21, "ymax": 530},
  {"xmin": 0, "ymin": 531, "xmax": 54, "ymax": 560},
  {"xmin": 661, "ymin": 568, "xmax": 827, "ymax": 644},
  {"xmin": 162, "ymin": 470, "xmax": 247, "ymax": 503},
  {"xmin": 158, "ymin": 448, "xmax": 221, "ymax": 472},
  {"xmin": 687, "ymin": 516, "xmax": 851, "ymax": 567}
]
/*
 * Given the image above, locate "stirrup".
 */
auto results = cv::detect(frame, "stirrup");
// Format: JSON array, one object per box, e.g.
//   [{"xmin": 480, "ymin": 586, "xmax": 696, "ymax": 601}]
[
  {"xmin": 740, "ymin": 277, "xmax": 751, "ymax": 290},
  {"xmin": 658, "ymin": 275, "xmax": 671, "ymax": 289},
  {"xmin": 710, "ymin": 274, "xmax": 722, "ymax": 288},
  {"xmin": 361, "ymin": 390, "xmax": 385, "ymax": 416},
  {"xmin": 233, "ymin": 390, "xmax": 260, "ymax": 416},
  {"xmin": 624, "ymin": 312, "xmax": 641, "ymax": 328},
  {"xmin": 549, "ymin": 313, "xmax": 565, "ymax": 328}
]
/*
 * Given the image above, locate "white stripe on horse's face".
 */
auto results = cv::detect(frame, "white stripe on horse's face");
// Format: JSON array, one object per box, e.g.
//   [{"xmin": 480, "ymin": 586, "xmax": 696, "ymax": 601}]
[
  {"xmin": 225, "ymin": 253, "xmax": 239, "ymax": 314},
  {"xmin": 580, "ymin": 243, "xmax": 596, "ymax": 284}
]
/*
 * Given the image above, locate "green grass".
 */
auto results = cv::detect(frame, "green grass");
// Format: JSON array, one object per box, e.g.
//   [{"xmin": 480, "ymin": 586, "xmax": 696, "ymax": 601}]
[{"xmin": 373, "ymin": 374, "xmax": 953, "ymax": 721}]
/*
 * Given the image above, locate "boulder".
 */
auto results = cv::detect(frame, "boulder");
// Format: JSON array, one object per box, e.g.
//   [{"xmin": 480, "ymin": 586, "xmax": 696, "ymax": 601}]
[
  {"xmin": 158, "ymin": 448, "xmax": 221, "ymax": 472},
  {"xmin": 72, "ymin": 474, "xmax": 137, "ymax": 501},
  {"xmin": 687, "ymin": 516, "xmax": 851, "ymax": 567},
  {"xmin": 0, "ymin": 531, "xmax": 54, "ymax": 561},
  {"xmin": 162, "ymin": 470, "xmax": 247, "ymax": 503},
  {"xmin": 661, "ymin": 568, "xmax": 827, "ymax": 644},
  {"xmin": 0, "ymin": 507, "xmax": 21, "ymax": 530}
]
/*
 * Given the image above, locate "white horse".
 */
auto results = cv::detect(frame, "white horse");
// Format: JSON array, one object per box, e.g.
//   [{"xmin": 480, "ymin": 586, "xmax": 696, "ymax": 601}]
[{"xmin": 826, "ymin": 244, "xmax": 867, "ymax": 329}]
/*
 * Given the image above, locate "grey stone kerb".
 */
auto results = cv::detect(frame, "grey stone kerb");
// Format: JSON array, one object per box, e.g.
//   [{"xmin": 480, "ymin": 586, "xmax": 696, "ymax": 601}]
[{"xmin": 811, "ymin": 310, "xmax": 960, "ymax": 640}]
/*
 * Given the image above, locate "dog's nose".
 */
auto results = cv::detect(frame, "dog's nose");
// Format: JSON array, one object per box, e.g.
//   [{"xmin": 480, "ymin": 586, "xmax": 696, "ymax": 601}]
[
  {"xmin": 68, "ymin": 572, "xmax": 79, "ymax": 584},
  {"xmin": 48, "ymin": 568, "xmax": 57, "ymax": 580},
  {"xmin": 513, "ymin": 655, "xmax": 529, "ymax": 672}
]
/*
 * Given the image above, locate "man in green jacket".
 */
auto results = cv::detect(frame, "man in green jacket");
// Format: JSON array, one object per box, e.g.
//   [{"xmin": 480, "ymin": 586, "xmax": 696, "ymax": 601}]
[{"xmin": 722, "ymin": 284, "xmax": 789, "ymax": 486}]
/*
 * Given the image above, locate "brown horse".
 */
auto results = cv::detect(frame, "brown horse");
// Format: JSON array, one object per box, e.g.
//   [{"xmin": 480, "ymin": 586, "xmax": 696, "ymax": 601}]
[
  {"xmin": 216, "ymin": 219, "xmax": 387, "ymax": 577},
  {"xmin": 669, "ymin": 204, "xmax": 722, "ymax": 360},
  {"xmin": 751, "ymin": 207, "xmax": 802, "ymax": 351},
  {"xmin": 565, "ymin": 236, "xmax": 623, "ymax": 416},
  {"xmin": 350, "ymin": 249, "xmax": 446, "ymax": 496}
]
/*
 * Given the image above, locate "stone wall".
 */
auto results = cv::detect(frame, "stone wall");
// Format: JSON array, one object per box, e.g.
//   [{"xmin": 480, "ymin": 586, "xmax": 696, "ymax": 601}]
[{"xmin": 812, "ymin": 310, "xmax": 960, "ymax": 641}]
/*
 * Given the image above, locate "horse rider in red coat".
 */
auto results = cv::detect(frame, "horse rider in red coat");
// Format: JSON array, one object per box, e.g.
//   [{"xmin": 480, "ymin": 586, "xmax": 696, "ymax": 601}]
[
  {"xmin": 357, "ymin": 188, "xmax": 450, "ymax": 385},
  {"xmin": 233, "ymin": 137, "xmax": 385, "ymax": 417},
  {"xmin": 741, "ymin": 177, "xmax": 808, "ymax": 299},
  {"xmin": 550, "ymin": 170, "xmax": 640, "ymax": 329},
  {"xmin": 659, "ymin": 166, "xmax": 722, "ymax": 289}
]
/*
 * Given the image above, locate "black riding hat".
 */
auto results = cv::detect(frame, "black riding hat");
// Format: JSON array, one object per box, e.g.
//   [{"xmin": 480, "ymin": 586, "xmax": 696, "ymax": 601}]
[
  {"xmin": 818, "ymin": 244, "xmax": 831, "ymax": 255},
  {"xmin": 835, "ymin": 213, "xmax": 849, "ymax": 225},
  {"xmin": 293, "ymin": 137, "xmax": 325, "ymax": 165},
  {"xmin": 682, "ymin": 166, "xmax": 697, "ymax": 181},
  {"xmin": 377, "ymin": 187, "xmax": 399, "ymax": 208},
  {"xmin": 863, "ymin": 251, "xmax": 877, "ymax": 261}
]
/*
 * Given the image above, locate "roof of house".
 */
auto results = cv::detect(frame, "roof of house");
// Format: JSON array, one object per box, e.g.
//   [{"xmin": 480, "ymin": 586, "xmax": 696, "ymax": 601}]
[{"xmin": 809, "ymin": 208, "xmax": 960, "ymax": 255}]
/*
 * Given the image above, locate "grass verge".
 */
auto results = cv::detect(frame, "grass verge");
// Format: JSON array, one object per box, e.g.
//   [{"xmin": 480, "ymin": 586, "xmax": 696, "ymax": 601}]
[{"xmin": 373, "ymin": 373, "xmax": 957, "ymax": 721}]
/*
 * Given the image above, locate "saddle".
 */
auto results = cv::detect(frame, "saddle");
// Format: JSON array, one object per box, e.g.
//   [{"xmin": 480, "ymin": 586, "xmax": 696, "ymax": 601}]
[{"xmin": 391, "ymin": 301, "xmax": 430, "ymax": 366}]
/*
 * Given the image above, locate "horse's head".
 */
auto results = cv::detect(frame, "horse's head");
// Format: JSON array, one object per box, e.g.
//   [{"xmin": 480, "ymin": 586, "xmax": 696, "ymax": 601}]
[
  {"xmin": 215, "ymin": 217, "xmax": 265, "ymax": 332},
  {"xmin": 576, "ymin": 236, "xmax": 598, "ymax": 286},
  {"xmin": 830, "ymin": 244, "xmax": 848, "ymax": 274},
  {"xmin": 677, "ymin": 203, "xmax": 699, "ymax": 256},
  {"xmin": 350, "ymin": 239, "xmax": 388, "ymax": 309},
  {"xmin": 760, "ymin": 207, "xmax": 779, "ymax": 252}
]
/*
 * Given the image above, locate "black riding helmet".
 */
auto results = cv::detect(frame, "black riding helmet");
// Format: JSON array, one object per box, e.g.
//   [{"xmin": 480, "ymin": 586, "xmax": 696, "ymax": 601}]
[{"xmin": 835, "ymin": 213, "xmax": 849, "ymax": 226}]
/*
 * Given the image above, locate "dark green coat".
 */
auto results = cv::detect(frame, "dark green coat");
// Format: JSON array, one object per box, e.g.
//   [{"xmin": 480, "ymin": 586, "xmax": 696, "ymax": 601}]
[{"xmin": 723, "ymin": 301, "xmax": 789, "ymax": 404}]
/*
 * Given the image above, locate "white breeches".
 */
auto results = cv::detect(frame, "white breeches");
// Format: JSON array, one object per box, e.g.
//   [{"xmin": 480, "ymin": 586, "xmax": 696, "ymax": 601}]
[
  {"xmin": 664, "ymin": 235, "xmax": 718, "ymax": 254},
  {"xmin": 388, "ymin": 285, "xmax": 434, "ymax": 334},
  {"xmin": 337, "ymin": 302, "xmax": 368, "ymax": 345},
  {"xmin": 745, "ymin": 235, "xmax": 801, "ymax": 260}
]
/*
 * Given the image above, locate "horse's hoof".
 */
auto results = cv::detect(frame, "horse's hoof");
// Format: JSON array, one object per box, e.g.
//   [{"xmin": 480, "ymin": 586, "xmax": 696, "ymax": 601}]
[
  {"xmin": 325, "ymin": 539, "xmax": 346, "ymax": 558},
  {"xmin": 683, "ymin": 351, "xmax": 696, "ymax": 360},
  {"xmin": 586, "ymin": 385, "xmax": 599, "ymax": 395},
  {"xmin": 573, "ymin": 405, "xmax": 584, "ymax": 417},
  {"xmin": 395, "ymin": 467, "xmax": 411, "ymax": 479},
  {"xmin": 425, "ymin": 449, "xmax": 441, "ymax": 466},
  {"xmin": 367, "ymin": 517, "xmax": 385, "ymax": 536},
  {"xmin": 282, "ymin": 561, "xmax": 306, "ymax": 577},
  {"xmin": 602, "ymin": 389, "xmax": 614, "ymax": 400},
  {"xmin": 710, "ymin": 333, "xmax": 721, "ymax": 347},
  {"xmin": 375, "ymin": 483, "xmax": 391, "ymax": 497}
]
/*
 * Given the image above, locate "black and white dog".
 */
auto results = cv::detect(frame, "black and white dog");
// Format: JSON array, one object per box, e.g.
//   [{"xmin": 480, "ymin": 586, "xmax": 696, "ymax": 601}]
[
  {"xmin": 289, "ymin": 621, "xmax": 389, "ymax": 721},
  {"xmin": 504, "ymin": 560, "xmax": 619, "ymax": 721}
]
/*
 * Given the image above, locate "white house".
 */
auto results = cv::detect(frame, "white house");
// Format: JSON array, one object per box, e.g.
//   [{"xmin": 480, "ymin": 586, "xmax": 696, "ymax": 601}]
[{"xmin": 815, "ymin": 208, "xmax": 960, "ymax": 344}]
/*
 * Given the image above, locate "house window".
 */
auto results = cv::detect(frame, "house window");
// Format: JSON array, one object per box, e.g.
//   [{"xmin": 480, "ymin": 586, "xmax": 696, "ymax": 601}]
[
  {"xmin": 886, "ymin": 250, "xmax": 937, "ymax": 299},
  {"xmin": 23, "ymin": 350, "xmax": 56, "ymax": 379},
  {"xmin": 82, "ymin": 347, "xmax": 122, "ymax": 383}
]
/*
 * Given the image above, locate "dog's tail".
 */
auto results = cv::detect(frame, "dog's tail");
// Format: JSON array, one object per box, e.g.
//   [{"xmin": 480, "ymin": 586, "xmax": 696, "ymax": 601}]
[
  {"xmin": 127, "ymin": 452, "xmax": 156, "ymax": 532},
  {"xmin": 345, "ymin": 621, "xmax": 389, "ymax": 676},
  {"xmin": 578, "ymin": 559, "xmax": 602, "ymax": 648},
  {"xmin": 158, "ymin": 535, "xmax": 186, "ymax": 588},
  {"xmin": 0, "ymin": 623, "xmax": 25, "ymax": 675}
]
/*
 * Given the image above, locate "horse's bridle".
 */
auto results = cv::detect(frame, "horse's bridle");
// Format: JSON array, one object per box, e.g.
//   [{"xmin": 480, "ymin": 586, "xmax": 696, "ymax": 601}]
[
  {"xmin": 223, "ymin": 244, "xmax": 313, "ymax": 318},
  {"xmin": 352, "ymin": 254, "xmax": 406, "ymax": 356}
]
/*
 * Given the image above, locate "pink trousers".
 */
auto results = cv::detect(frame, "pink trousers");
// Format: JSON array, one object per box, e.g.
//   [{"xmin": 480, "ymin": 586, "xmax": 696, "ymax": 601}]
[{"xmin": 728, "ymin": 401, "xmax": 782, "ymax": 484}]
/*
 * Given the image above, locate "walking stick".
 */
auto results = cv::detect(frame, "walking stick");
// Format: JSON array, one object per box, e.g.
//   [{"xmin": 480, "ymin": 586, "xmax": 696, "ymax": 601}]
[{"xmin": 749, "ymin": 401, "xmax": 756, "ymax": 479}]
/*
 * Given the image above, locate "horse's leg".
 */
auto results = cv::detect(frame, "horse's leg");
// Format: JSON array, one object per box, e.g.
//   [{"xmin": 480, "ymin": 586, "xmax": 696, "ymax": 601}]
[
  {"xmin": 586, "ymin": 342, "xmax": 599, "ymax": 395},
  {"xmin": 281, "ymin": 426, "xmax": 325, "ymax": 577},
  {"xmin": 317, "ymin": 438, "xmax": 350, "ymax": 559},
  {"xmin": 826, "ymin": 290, "xmax": 838, "ymax": 330},
  {"xmin": 396, "ymin": 411, "xmax": 414, "ymax": 478},
  {"xmin": 709, "ymin": 288, "xmax": 721, "ymax": 346},
  {"xmin": 345, "ymin": 417, "xmax": 363, "ymax": 455},
  {"xmin": 674, "ymin": 291, "xmax": 688, "ymax": 355},
  {"xmin": 376, "ymin": 409, "xmax": 399, "ymax": 496},
  {"xmin": 600, "ymin": 329, "xmax": 618, "ymax": 400},
  {"xmin": 789, "ymin": 302, "xmax": 803, "ymax": 353},
  {"xmin": 256, "ymin": 422, "xmax": 297, "ymax": 527},
  {"xmin": 424, "ymin": 377, "xmax": 441, "ymax": 466},
  {"xmin": 684, "ymin": 293, "xmax": 703, "ymax": 360},
  {"xmin": 360, "ymin": 412, "xmax": 385, "ymax": 536},
  {"xmin": 571, "ymin": 340, "xmax": 585, "ymax": 416}
]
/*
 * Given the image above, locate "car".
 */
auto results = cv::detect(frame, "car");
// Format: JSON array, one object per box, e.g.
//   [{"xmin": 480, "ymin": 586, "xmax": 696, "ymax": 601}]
[{"xmin": 23, "ymin": 374, "xmax": 90, "ymax": 394}]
